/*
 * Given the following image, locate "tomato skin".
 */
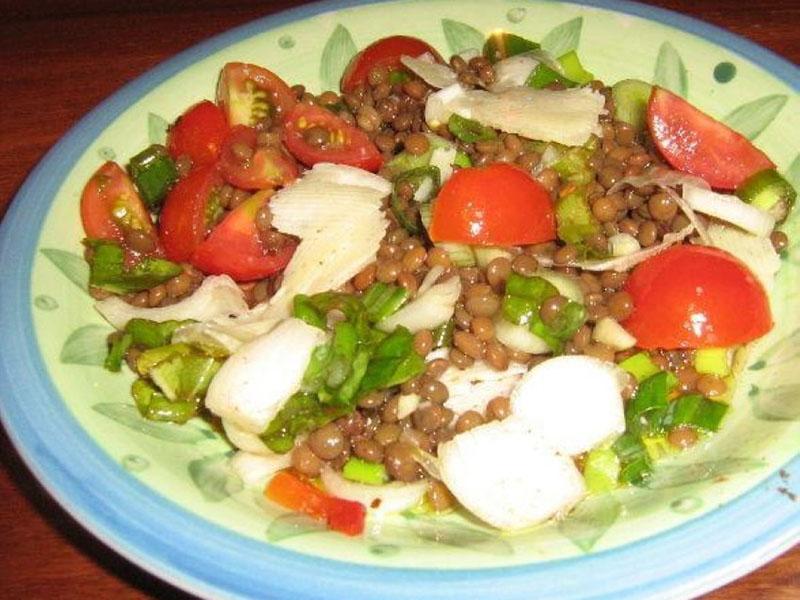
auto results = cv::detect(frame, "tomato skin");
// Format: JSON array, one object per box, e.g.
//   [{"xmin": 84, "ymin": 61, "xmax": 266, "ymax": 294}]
[
  {"xmin": 166, "ymin": 101, "xmax": 230, "ymax": 168},
  {"xmin": 190, "ymin": 190, "xmax": 296, "ymax": 281},
  {"xmin": 217, "ymin": 62, "xmax": 296, "ymax": 127},
  {"xmin": 341, "ymin": 35, "xmax": 443, "ymax": 93},
  {"xmin": 282, "ymin": 104, "xmax": 383, "ymax": 172},
  {"xmin": 219, "ymin": 125, "xmax": 298, "ymax": 190},
  {"xmin": 622, "ymin": 245, "xmax": 772, "ymax": 349},
  {"xmin": 159, "ymin": 165, "xmax": 224, "ymax": 262},
  {"xmin": 647, "ymin": 87, "xmax": 774, "ymax": 190},
  {"xmin": 80, "ymin": 161, "xmax": 159, "ymax": 249},
  {"xmin": 429, "ymin": 163, "xmax": 556, "ymax": 246}
]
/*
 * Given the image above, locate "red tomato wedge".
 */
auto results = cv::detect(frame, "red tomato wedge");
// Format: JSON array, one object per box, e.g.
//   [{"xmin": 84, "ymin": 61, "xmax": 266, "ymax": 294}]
[
  {"xmin": 341, "ymin": 35, "xmax": 443, "ymax": 93},
  {"xmin": 217, "ymin": 62, "xmax": 297, "ymax": 127},
  {"xmin": 80, "ymin": 161, "xmax": 160, "ymax": 252},
  {"xmin": 167, "ymin": 100, "xmax": 230, "ymax": 168},
  {"xmin": 282, "ymin": 104, "xmax": 383, "ymax": 172},
  {"xmin": 191, "ymin": 190, "xmax": 296, "ymax": 281},
  {"xmin": 429, "ymin": 163, "xmax": 556, "ymax": 246},
  {"xmin": 622, "ymin": 245, "xmax": 772, "ymax": 349},
  {"xmin": 159, "ymin": 165, "xmax": 224, "ymax": 262},
  {"xmin": 647, "ymin": 87, "xmax": 774, "ymax": 190},
  {"xmin": 219, "ymin": 125, "xmax": 299, "ymax": 190},
  {"xmin": 265, "ymin": 470, "xmax": 366, "ymax": 536}
]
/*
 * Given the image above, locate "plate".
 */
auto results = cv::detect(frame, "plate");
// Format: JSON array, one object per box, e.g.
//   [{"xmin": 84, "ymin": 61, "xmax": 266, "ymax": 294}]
[{"xmin": 0, "ymin": 0, "xmax": 798, "ymax": 598}]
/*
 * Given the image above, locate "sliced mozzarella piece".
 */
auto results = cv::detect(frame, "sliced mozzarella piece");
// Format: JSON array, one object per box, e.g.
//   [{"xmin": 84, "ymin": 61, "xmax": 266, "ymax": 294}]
[
  {"xmin": 205, "ymin": 318, "xmax": 327, "ymax": 433},
  {"xmin": 511, "ymin": 355, "xmax": 625, "ymax": 455},
  {"xmin": 377, "ymin": 274, "xmax": 461, "ymax": 333},
  {"xmin": 705, "ymin": 223, "xmax": 781, "ymax": 292},
  {"xmin": 96, "ymin": 275, "xmax": 248, "ymax": 330},
  {"xmin": 438, "ymin": 419, "xmax": 585, "ymax": 529},
  {"xmin": 229, "ymin": 451, "xmax": 291, "ymax": 486},
  {"xmin": 442, "ymin": 358, "xmax": 528, "ymax": 415}
]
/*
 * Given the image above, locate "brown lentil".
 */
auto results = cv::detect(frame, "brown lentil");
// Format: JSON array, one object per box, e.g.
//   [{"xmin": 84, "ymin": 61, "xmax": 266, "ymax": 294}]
[
  {"xmin": 418, "ymin": 377, "xmax": 449, "ymax": 403},
  {"xmin": 426, "ymin": 358, "xmax": 450, "ymax": 378},
  {"xmin": 511, "ymin": 254, "xmax": 539, "ymax": 277},
  {"xmin": 539, "ymin": 295, "xmax": 568, "ymax": 326},
  {"xmin": 638, "ymin": 221, "xmax": 658, "ymax": 247},
  {"xmin": 696, "ymin": 374, "xmax": 727, "ymax": 398},
  {"xmin": 471, "ymin": 316, "xmax": 495, "ymax": 341},
  {"xmin": 449, "ymin": 347, "xmax": 475, "ymax": 369},
  {"xmin": 607, "ymin": 291, "xmax": 634, "ymax": 321},
  {"xmin": 291, "ymin": 443, "xmax": 323, "ymax": 477},
  {"xmin": 484, "ymin": 341, "xmax": 510, "ymax": 371},
  {"xmin": 454, "ymin": 330, "xmax": 484, "ymax": 360},
  {"xmin": 486, "ymin": 396, "xmax": 511, "ymax": 421},
  {"xmin": 353, "ymin": 438, "xmax": 384, "ymax": 463},
  {"xmin": 464, "ymin": 292, "xmax": 501, "ymax": 318},
  {"xmin": 667, "ymin": 425, "xmax": 699, "ymax": 449},
  {"xmin": 308, "ymin": 423, "xmax": 345, "ymax": 460},
  {"xmin": 427, "ymin": 480, "xmax": 456, "ymax": 512},
  {"xmin": 771, "ymin": 231, "xmax": 789, "ymax": 253},
  {"xmin": 455, "ymin": 410, "xmax": 484, "ymax": 433},
  {"xmin": 374, "ymin": 422, "xmax": 402, "ymax": 446},
  {"xmin": 648, "ymin": 192, "xmax": 678, "ymax": 222}
]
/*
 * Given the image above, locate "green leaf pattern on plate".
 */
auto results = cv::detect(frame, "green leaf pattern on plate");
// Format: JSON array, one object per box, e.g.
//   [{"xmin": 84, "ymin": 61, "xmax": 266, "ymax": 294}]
[
  {"xmin": 60, "ymin": 324, "xmax": 111, "ymax": 366},
  {"xmin": 147, "ymin": 112, "xmax": 169, "ymax": 145},
  {"xmin": 783, "ymin": 154, "xmax": 800, "ymax": 190},
  {"xmin": 723, "ymin": 94, "xmax": 788, "ymax": 140},
  {"xmin": 645, "ymin": 457, "xmax": 765, "ymax": 489},
  {"xmin": 319, "ymin": 24, "xmax": 357, "ymax": 92},
  {"xmin": 188, "ymin": 453, "xmax": 244, "ymax": 502},
  {"xmin": 404, "ymin": 513, "xmax": 513, "ymax": 555},
  {"xmin": 749, "ymin": 384, "xmax": 800, "ymax": 421},
  {"xmin": 441, "ymin": 19, "xmax": 484, "ymax": 55},
  {"xmin": 34, "ymin": 294, "xmax": 59, "ymax": 311},
  {"xmin": 541, "ymin": 17, "xmax": 583, "ymax": 57},
  {"xmin": 40, "ymin": 248, "xmax": 89, "ymax": 293},
  {"xmin": 653, "ymin": 41, "xmax": 688, "ymax": 97},
  {"xmin": 558, "ymin": 494, "xmax": 622, "ymax": 552},
  {"xmin": 267, "ymin": 513, "xmax": 326, "ymax": 542},
  {"xmin": 92, "ymin": 403, "xmax": 211, "ymax": 443}
]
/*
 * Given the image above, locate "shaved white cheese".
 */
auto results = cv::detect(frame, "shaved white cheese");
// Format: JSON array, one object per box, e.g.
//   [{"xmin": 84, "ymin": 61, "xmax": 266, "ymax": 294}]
[
  {"xmin": 609, "ymin": 232, "xmax": 641, "ymax": 256},
  {"xmin": 229, "ymin": 451, "xmax": 291, "ymax": 486},
  {"xmin": 299, "ymin": 162, "xmax": 392, "ymax": 194},
  {"xmin": 493, "ymin": 317, "xmax": 551, "ymax": 355},
  {"xmin": 400, "ymin": 54, "xmax": 458, "ymax": 89},
  {"xmin": 489, "ymin": 54, "xmax": 539, "ymax": 93},
  {"xmin": 172, "ymin": 306, "xmax": 283, "ymax": 355},
  {"xmin": 396, "ymin": 394, "xmax": 421, "ymax": 420},
  {"xmin": 425, "ymin": 85, "xmax": 605, "ymax": 147},
  {"xmin": 438, "ymin": 419, "xmax": 585, "ymax": 529},
  {"xmin": 442, "ymin": 358, "xmax": 528, "ymax": 415},
  {"xmin": 205, "ymin": 318, "xmax": 327, "ymax": 433},
  {"xmin": 511, "ymin": 355, "xmax": 625, "ymax": 455},
  {"xmin": 377, "ymin": 274, "xmax": 460, "ymax": 333},
  {"xmin": 95, "ymin": 275, "xmax": 248, "ymax": 330},
  {"xmin": 320, "ymin": 468, "xmax": 427, "ymax": 518},
  {"xmin": 683, "ymin": 184, "xmax": 776, "ymax": 237},
  {"xmin": 222, "ymin": 419, "xmax": 273, "ymax": 455},
  {"xmin": 705, "ymin": 223, "xmax": 781, "ymax": 291},
  {"xmin": 666, "ymin": 187, "xmax": 711, "ymax": 245},
  {"xmin": 592, "ymin": 317, "xmax": 637, "ymax": 351},
  {"xmin": 429, "ymin": 145, "xmax": 458, "ymax": 183}
]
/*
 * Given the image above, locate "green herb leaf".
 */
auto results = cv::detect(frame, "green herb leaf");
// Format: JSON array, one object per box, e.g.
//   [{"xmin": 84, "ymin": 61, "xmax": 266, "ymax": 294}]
[
  {"xmin": 261, "ymin": 392, "xmax": 347, "ymax": 453},
  {"xmin": 441, "ymin": 19, "xmax": 484, "ymax": 55},
  {"xmin": 87, "ymin": 240, "xmax": 183, "ymax": 294},
  {"xmin": 359, "ymin": 327, "xmax": 426, "ymax": 394},
  {"xmin": 541, "ymin": 16, "xmax": 583, "ymax": 58},
  {"xmin": 447, "ymin": 114, "xmax": 497, "ymax": 143},
  {"xmin": 627, "ymin": 371, "xmax": 671, "ymax": 434},
  {"xmin": 92, "ymin": 402, "xmax": 210, "ymax": 443},
  {"xmin": 60, "ymin": 324, "xmax": 113, "ymax": 366},
  {"xmin": 662, "ymin": 394, "xmax": 728, "ymax": 432},
  {"xmin": 40, "ymin": 248, "xmax": 90, "ymax": 293},
  {"xmin": 723, "ymin": 94, "xmax": 788, "ymax": 140},
  {"xmin": 104, "ymin": 332, "xmax": 133, "ymax": 372},
  {"xmin": 653, "ymin": 41, "xmax": 688, "ymax": 97},
  {"xmin": 320, "ymin": 24, "xmax": 357, "ymax": 92}
]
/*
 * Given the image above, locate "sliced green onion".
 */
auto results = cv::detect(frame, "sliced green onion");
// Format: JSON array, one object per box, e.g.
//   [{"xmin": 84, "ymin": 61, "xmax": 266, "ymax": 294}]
[
  {"xmin": 362, "ymin": 282, "xmax": 410, "ymax": 322},
  {"xmin": 390, "ymin": 166, "xmax": 441, "ymax": 234},
  {"xmin": 663, "ymin": 394, "xmax": 729, "ymax": 432},
  {"xmin": 583, "ymin": 447, "xmax": 620, "ymax": 494},
  {"xmin": 293, "ymin": 294, "xmax": 327, "ymax": 329},
  {"xmin": 627, "ymin": 371, "xmax": 672, "ymax": 435},
  {"xmin": 436, "ymin": 242, "xmax": 476, "ymax": 267},
  {"xmin": 612, "ymin": 432, "xmax": 652, "ymax": 485},
  {"xmin": 556, "ymin": 51, "xmax": 594, "ymax": 85},
  {"xmin": 619, "ymin": 352, "xmax": 660, "ymax": 382},
  {"xmin": 127, "ymin": 144, "xmax": 178, "ymax": 210},
  {"xmin": 526, "ymin": 63, "xmax": 576, "ymax": 90},
  {"xmin": 432, "ymin": 317, "xmax": 455, "ymax": 349},
  {"xmin": 735, "ymin": 168, "xmax": 796, "ymax": 216},
  {"xmin": 694, "ymin": 348, "xmax": 730, "ymax": 377},
  {"xmin": 342, "ymin": 457, "xmax": 389, "ymax": 485},
  {"xmin": 125, "ymin": 318, "xmax": 187, "ymax": 349},
  {"xmin": 86, "ymin": 240, "xmax": 183, "ymax": 294},
  {"xmin": 555, "ymin": 187, "xmax": 600, "ymax": 245},
  {"xmin": 447, "ymin": 114, "xmax": 497, "ymax": 143},
  {"xmin": 611, "ymin": 79, "xmax": 652, "ymax": 132}
]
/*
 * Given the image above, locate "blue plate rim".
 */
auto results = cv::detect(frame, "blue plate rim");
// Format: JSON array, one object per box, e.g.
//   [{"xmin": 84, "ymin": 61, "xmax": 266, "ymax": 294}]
[{"xmin": 0, "ymin": 0, "xmax": 797, "ymax": 599}]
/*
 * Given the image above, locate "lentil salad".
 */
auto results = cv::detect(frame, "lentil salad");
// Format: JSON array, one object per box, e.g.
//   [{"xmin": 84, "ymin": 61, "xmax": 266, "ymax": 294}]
[{"xmin": 80, "ymin": 30, "xmax": 796, "ymax": 535}]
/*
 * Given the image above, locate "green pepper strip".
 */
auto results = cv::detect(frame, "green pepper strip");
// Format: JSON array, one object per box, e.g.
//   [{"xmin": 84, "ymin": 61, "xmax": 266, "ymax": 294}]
[
  {"xmin": 447, "ymin": 114, "xmax": 497, "ymax": 143},
  {"xmin": 390, "ymin": 165, "xmax": 441, "ymax": 235}
]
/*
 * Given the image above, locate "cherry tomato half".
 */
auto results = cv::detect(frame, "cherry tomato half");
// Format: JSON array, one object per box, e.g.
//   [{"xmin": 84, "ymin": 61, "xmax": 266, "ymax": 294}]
[
  {"xmin": 622, "ymin": 245, "xmax": 772, "ymax": 349},
  {"xmin": 167, "ymin": 100, "xmax": 230, "ymax": 169},
  {"xmin": 647, "ymin": 87, "xmax": 774, "ymax": 190},
  {"xmin": 216, "ymin": 62, "xmax": 297, "ymax": 127},
  {"xmin": 219, "ymin": 125, "xmax": 298, "ymax": 190},
  {"xmin": 80, "ymin": 161, "xmax": 160, "ymax": 254},
  {"xmin": 281, "ymin": 104, "xmax": 383, "ymax": 172},
  {"xmin": 340, "ymin": 35, "xmax": 443, "ymax": 93},
  {"xmin": 191, "ymin": 191, "xmax": 296, "ymax": 281},
  {"xmin": 159, "ymin": 165, "xmax": 224, "ymax": 262},
  {"xmin": 428, "ymin": 163, "xmax": 556, "ymax": 246}
]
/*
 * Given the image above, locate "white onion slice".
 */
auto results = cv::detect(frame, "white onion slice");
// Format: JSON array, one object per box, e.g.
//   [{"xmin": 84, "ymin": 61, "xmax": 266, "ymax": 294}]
[
  {"xmin": 320, "ymin": 468, "xmax": 427, "ymax": 518},
  {"xmin": 592, "ymin": 317, "xmax": 637, "ymax": 351},
  {"xmin": 683, "ymin": 184, "xmax": 776, "ymax": 237},
  {"xmin": 489, "ymin": 55, "xmax": 539, "ymax": 92},
  {"xmin": 377, "ymin": 275, "xmax": 460, "ymax": 333},
  {"xmin": 493, "ymin": 317, "xmax": 551, "ymax": 355},
  {"xmin": 609, "ymin": 233, "xmax": 641, "ymax": 257},
  {"xmin": 229, "ymin": 451, "xmax": 291, "ymax": 486}
]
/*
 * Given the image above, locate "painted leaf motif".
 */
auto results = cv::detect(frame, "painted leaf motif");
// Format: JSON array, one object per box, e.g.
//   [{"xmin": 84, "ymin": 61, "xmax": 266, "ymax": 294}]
[
  {"xmin": 40, "ymin": 248, "xmax": 89, "ymax": 293},
  {"xmin": 784, "ymin": 153, "xmax": 800, "ymax": 190},
  {"xmin": 749, "ymin": 328, "xmax": 800, "ymax": 370},
  {"xmin": 558, "ymin": 494, "xmax": 621, "ymax": 552},
  {"xmin": 60, "ymin": 324, "xmax": 111, "ymax": 366},
  {"xmin": 148, "ymin": 113, "xmax": 169, "ymax": 145},
  {"xmin": 404, "ymin": 513, "xmax": 513, "ymax": 555},
  {"xmin": 653, "ymin": 41, "xmax": 688, "ymax": 97},
  {"xmin": 541, "ymin": 17, "xmax": 583, "ymax": 57},
  {"xmin": 441, "ymin": 19, "xmax": 484, "ymax": 55},
  {"xmin": 92, "ymin": 402, "xmax": 210, "ymax": 443},
  {"xmin": 749, "ymin": 384, "xmax": 800, "ymax": 421},
  {"xmin": 267, "ymin": 513, "xmax": 326, "ymax": 542},
  {"xmin": 645, "ymin": 457, "xmax": 765, "ymax": 489},
  {"xmin": 188, "ymin": 453, "xmax": 244, "ymax": 501},
  {"xmin": 320, "ymin": 24, "xmax": 357, "ymax": 92},
  {"xmin": 723, "ymin": 95, "xmax": 788, "ymax": 140}
]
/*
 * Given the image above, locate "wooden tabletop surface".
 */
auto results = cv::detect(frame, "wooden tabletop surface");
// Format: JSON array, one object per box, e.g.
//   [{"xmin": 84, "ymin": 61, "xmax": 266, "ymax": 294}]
[{"xmin": 0, "ymin": 0, "xmax": 797, "ymax": 597}]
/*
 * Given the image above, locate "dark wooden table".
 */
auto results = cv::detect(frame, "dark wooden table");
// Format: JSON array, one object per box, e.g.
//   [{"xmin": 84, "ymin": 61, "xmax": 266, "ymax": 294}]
[{"xmin": 1, "ymin": 0, "xmax": 797, "ymax": 597}]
